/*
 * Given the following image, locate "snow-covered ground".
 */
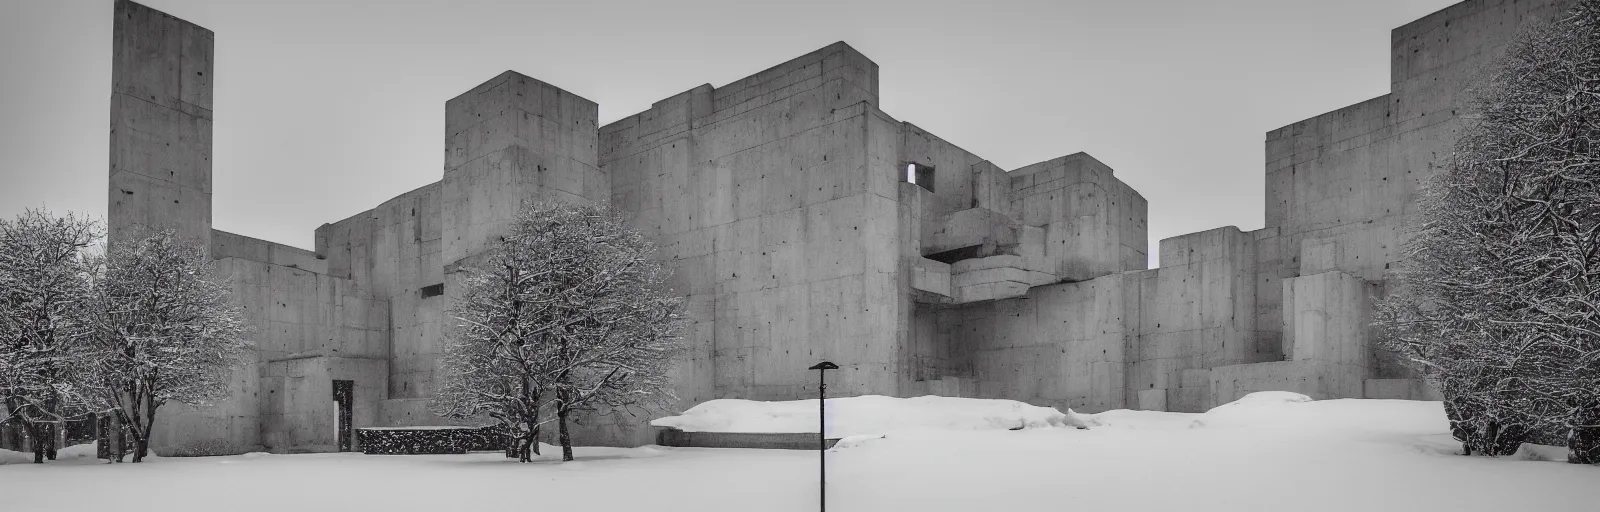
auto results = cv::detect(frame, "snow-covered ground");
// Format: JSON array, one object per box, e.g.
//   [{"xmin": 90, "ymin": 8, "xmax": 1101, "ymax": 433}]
[
  {"xmin": 3, "ymin": 392, "xmax": 1596, "ymax": 511},
  {"xmin": 650, "ymin": 394, "xmax": 1094, "ymax": 436}
]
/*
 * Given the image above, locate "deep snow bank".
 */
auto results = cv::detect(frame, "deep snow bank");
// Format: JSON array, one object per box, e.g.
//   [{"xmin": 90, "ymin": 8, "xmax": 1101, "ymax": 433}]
[
  {"xmin": 650, "ymin": 395, "xmax": 1093, "ymax": 436},
  {"xmin": 1184, "ymin": 391, "xmax": 1448, "ymax": 434},
  {"xmin": 0, "ymin": 442, "xmax": 106, "ymax": 465}
]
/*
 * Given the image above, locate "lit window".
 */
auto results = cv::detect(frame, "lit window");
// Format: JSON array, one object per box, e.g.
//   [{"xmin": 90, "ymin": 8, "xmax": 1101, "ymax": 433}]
[{"xmin": 906, "ymin": 163, "xmax": 935, "ymax": 192}]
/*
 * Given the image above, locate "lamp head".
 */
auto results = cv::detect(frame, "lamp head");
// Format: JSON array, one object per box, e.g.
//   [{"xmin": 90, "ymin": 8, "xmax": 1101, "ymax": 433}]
[{"xmin": 808, "ymin": 361, "xmax": 839, "ymax": 371}]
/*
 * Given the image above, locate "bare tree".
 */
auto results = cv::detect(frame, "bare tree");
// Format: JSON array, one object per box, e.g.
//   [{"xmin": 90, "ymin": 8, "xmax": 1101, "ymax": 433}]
[
  {"xmin": 83, "ymin": 226, "xmax": 252, "ymax": 463},
  {"xmin": 1377, "ymin": 0, "xmax": 1600, "ymax": 463},
  {"xmin": 0, "ymin": 209, "xmax": 101, "ymax": 463},
  {"xmin": 433, "ymin": 201, "xmax": 685, "ymax": 463}
]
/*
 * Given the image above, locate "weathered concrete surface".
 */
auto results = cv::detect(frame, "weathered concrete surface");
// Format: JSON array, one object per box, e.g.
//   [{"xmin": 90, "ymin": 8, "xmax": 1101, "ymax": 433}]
[
  {"xmin": 1210, "ymin": 360, "xmax": 1365, "ymax": 404},
  {"xmin": 146, "ymin": 347, "xmax": 261, "ymax": 456},
  {"xmin": 1010, "ymin": 153, "xmax": 1148, "ymax": 282},
  {"xmin": 1259, "ymin": 0, "xmax": 1576, "ymax": 376},
  {"xmin": 1363, "ymin": 378, "xmax": 1444, "ymax": 401},
  {"xmin": 939, "ymin": 271, "xmax": 1138, "ymax": 414},
  {"xmin": 599, "ymin": 43, "xmax": 897, "ymax": 447},
  {"xmin": 1283, "ymin": 271, "xmax": 1370, "ymax": 367},
  {"xmin": 259, "ymin": 354, "xmax": 386, "ymax": 453},
  {"xmin": 108, "ymin": 0, "xmax": 213, "ymax": 247},
  {"xmin": 115, "ymin": 0, "xmax": 1571, "ymax": 454}
]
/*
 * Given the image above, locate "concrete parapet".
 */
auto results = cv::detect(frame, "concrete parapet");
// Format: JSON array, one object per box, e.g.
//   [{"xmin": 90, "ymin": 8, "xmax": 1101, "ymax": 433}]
[{"xmin": 212, "ymin": 229, "xmax": 328, "ymax": 274}]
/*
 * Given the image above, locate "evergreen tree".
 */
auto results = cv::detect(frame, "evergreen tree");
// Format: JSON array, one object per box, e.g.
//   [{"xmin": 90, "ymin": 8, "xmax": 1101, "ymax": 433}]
[{"xmin": 1377, "ymin": 0, "xmax": 1600, "ymax": 463}]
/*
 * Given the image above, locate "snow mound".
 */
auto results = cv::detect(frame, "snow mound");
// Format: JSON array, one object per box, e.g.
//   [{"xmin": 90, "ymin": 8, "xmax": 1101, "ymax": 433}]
[
  {"xmin": 1184, "ymin": 391, "xmax": 1447, "ymax": 434},
  {"xmin": 1512, "ymin": 443, "xmax": 1570, "ymax": 462},
  {"xmin": 0, "ymin": 448, "xmax": 32, "ymax": 465},
  {"xmin": 0, "ymin": 442, "xmax": 105, "ymax": 465},
  {"xmin": 830, "ymin": 434, "xmax": 888, "ymax": 450},
  {"xmin": 651, "ymin": 395, "xmax": 1091, "ymax": 437},
  {"xmin": 1220, "ymin": 391, "xmax": 1315, "ymax": 407},
  {"xmin": 56, "ymin": 442, "xmax": 102, "ymax": 460}
]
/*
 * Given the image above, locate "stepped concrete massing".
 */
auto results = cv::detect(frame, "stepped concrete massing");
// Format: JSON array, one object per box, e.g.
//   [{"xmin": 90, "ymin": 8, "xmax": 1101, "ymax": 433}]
[{"xmin": 77, "ymin": 0, "xmax": 1575, "ymax": 454}]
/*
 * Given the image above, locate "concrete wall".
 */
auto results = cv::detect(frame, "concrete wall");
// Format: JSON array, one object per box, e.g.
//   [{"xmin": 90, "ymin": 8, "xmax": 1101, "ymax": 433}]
[
  {"xmin": 599, "ymin": 43, "xmax": 898, "ymax": 446},
  {"xmin": 121, "ymin": 0, "xmax": 1586, "ymax": 454},
  {"xmin": 1131, "ymin": 227, "xmax": 1267, "ymax": 411},
  {"xmin": 315, "ymin": 183, "xmax": 442, "ymax": 400},
  {"xmin": 442, "ymin": 72, "xmax": 605, "ymax": 265},
  {"xmin": 260, "ymin": 355, "xmax": 386, "ymax": 453},
  {"xmin": 107, "ymin": 0, "xmax": 250, "ymax": 456},
  {"xmin": 1010, "ymin": 154, "xmax": 1148, "ymax": 282},
  {"xmin": 108, "ymin": 0, "xmax": 212, "ymax": 249},
  {"xmin": 146, "ymin": 348, "xmax": 261, "ymax": 456},
  {"xmin": 944, "ymin": 271, "xmax": 1138, "ymax": 413},
  {"xmin": 1257, "ymin": 0, "xmax": 1573, "ymax": 381}
]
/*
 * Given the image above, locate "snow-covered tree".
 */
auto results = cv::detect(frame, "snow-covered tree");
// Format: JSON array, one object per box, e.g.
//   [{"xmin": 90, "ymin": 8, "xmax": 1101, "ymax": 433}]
[
  {"xmin": 433, "ymin": 201, "xmax": 685, "ymax": 462},
  {"xmin": 83, "ymin": 226, "xmax": 252, "ymax": 463},
  {"xmin": 1376, "ymin": 0, "xmax": 1600, "ymax": 463},
  {"xmin": 0, "ymin": 209, "xmax": 101, "ymax": 463}
]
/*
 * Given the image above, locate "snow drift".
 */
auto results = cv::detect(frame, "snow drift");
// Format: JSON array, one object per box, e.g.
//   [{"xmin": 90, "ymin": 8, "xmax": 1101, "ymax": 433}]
[{"xmin": 650, "ymin": 395, "xmax": 1093, "ymax": 437}]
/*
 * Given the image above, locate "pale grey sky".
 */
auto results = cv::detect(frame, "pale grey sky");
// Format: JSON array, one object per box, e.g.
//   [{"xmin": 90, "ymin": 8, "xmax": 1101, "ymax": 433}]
[{"xmin": 0, "ymin": 0, "xmax": 1459, "ymax": 268}]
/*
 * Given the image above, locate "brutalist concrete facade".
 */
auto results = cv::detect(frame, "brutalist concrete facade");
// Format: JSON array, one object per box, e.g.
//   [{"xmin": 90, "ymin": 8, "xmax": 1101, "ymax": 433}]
[{"xmin": 98, "ymin": 0, "xmax": 1571, "ymax": 455}]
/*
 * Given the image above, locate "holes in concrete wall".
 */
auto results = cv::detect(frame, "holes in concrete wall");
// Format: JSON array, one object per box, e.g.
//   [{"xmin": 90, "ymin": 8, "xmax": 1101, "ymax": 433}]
[
  {"xmin": 906, "ymin": 163, "xmax": 935, "ymax": 193},
  {"xmin": 420, "ymin": 283, "xmax": 444, "ymax": 298}
]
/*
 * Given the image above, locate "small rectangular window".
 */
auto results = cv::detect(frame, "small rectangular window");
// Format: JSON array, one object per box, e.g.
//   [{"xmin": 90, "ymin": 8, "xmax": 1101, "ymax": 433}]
[
  {"xmin": 906, "ymin": 163, "xmax": 935, "ymax": 193},
  {"xmin": 420, "ymin": 283, "xmax": 444, "ymax": 298}
]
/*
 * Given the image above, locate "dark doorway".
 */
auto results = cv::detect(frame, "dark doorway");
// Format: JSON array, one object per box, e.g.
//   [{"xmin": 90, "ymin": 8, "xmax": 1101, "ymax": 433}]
[{"xmin": 333, "ymin": 379, "xmax": 354, "ymax": 452}]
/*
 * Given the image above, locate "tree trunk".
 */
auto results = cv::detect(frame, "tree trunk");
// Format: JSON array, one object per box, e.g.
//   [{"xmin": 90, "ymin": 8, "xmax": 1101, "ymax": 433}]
[
  {"xmin": 504, "ymin": 424, "xmax": 516, "ymax": 459},
  {"xmin": 43, "ymin": 423, "xmax": 57, "ymax": 461},
  {"xmin": 23, "ymin": 421, "xmax": 45, "ymax": 464},
  {"xmin": 134, "ymin": 425, "xmax": 153, "ymax": 463},
  {"xmin": 530, "ymin": 405, "xmax": 541, "ymax": 456},
  {"xmin": 556, "ymin": 389, "xmax": 574, "ymax": 462},
  {"xmin": 109, "ymin": 411, "xmax": 127, "ymax": 463},
  {"xmin": 1568, "ymin": 401, "xmax": 1600, "ymax": 465}
]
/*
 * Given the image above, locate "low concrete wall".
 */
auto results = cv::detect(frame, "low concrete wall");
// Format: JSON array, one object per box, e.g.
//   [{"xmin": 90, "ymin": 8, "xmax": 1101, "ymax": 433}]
[
  {"xmin": 1363, "ymin": 378, "xmax": 1443, "ymax": 401},
  {"xmin": 655, "ymin": 427, "xmax": 839, "ymax": 450},
  {"xmin": 1210, "ymin": 360, "xmax": 1365, "ymax": 405}
]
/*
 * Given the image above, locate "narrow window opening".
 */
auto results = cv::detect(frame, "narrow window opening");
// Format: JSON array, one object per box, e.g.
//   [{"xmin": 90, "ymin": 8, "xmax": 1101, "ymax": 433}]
[
  {"xmin": 925, "ymin": 245, "xmax": 984, "ymax": 264},
  {"xmin": 420, "ymin": 283, "xmax": 444, "ymax": 298},
  {"xmin": 906, "ymin": 163, "xmax": 936, "ymax": 193}
]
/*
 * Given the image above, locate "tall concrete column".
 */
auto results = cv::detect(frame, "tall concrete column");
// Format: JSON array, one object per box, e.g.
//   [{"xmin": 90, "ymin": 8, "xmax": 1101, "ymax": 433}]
[
  {"xmin": 108, "ymin": 0, "xmax": 214, "ymax": 248},
  {"xmin": 440, "ymin": 72, "xmax": 604, "ymax": 266}
]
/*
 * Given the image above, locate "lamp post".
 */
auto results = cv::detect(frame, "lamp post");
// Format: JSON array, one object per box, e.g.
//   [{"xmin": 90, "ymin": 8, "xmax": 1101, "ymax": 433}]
[{"xmin": 808, "ymin": 361, "xmax": 838, "ymax": 512}]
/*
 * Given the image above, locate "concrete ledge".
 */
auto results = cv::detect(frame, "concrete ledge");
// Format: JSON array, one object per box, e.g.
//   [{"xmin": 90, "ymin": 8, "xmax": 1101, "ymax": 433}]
[{"xmin": 654, "ymin": 427, "xmax": 839, "ymax": 450}]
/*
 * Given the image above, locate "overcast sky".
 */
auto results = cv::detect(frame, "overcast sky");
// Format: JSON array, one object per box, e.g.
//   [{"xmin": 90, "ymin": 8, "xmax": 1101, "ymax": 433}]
[{"xmin": 0, "ymin": 0, "xmax": 1459, "ymax": 268}]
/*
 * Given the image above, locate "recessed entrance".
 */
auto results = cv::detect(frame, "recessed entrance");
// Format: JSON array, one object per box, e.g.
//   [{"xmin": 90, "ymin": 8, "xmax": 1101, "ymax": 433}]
[{"xmin": 333, "ymin": 380, "xmax": 354, "ymax": 452}]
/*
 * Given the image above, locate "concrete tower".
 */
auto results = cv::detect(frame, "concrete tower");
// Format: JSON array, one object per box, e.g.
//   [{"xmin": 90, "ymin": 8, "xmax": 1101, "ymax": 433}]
[{"xmin": 108, "ymin": 0, "xmax": 213, "ymax": 246}]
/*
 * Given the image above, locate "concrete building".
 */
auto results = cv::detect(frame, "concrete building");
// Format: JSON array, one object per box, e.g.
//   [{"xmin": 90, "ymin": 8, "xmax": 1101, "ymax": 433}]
[{"xmin": 77, "ymin": 0, "xmax": 1575, "ymax": 455}]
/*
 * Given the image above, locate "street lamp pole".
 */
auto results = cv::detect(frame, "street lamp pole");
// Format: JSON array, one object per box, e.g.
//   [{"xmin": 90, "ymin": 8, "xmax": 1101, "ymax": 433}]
[{"xmin": 808, "ymin": 361, "xmax": 838, "ymax": 512}]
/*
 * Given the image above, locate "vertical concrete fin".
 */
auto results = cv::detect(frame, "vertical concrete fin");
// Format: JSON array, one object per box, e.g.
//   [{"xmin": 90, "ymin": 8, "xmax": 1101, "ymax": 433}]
[{"xmin": 108, "ymin": 0, "xmax": 214, "ymax": 249}]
